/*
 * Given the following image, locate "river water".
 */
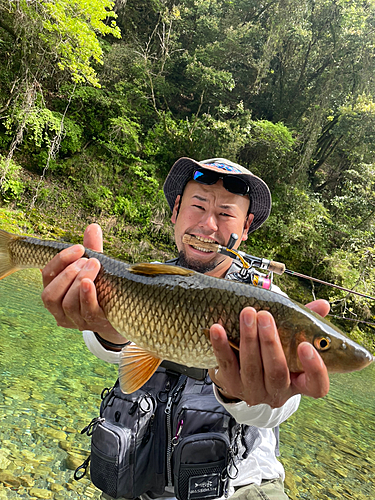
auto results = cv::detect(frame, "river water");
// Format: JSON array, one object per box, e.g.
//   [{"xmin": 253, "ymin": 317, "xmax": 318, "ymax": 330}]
[{"xmin": 0, "ymin": 270, "xmax": 374, "ymax": 499}]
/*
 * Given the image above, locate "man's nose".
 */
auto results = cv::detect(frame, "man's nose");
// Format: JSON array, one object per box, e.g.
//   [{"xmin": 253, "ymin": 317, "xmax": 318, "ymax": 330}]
[{"xmin": 199, "ymin": 213, "xmax": 218, "ymax": 232}]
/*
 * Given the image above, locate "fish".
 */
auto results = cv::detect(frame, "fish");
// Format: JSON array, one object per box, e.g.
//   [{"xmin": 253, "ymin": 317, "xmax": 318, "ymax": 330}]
[{"xmin": 0, "ymin": 228, "xmax": 373, "ymax": 393}]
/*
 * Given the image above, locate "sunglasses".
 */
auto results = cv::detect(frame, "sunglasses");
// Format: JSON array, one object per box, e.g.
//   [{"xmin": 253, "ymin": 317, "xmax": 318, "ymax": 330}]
[{"xmin": 193, "ymin": 169, "xmax": 249, "ymax": 196}]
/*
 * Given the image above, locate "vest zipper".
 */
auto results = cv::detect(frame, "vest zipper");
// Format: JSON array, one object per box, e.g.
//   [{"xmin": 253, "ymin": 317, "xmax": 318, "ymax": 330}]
[
  {"xmin": 165, "ymin": 375, "xmax": 188, "ymax": 487},
  {"xmin": 165, "ymin": 394, "xmax": 174, "ymax": 486}
]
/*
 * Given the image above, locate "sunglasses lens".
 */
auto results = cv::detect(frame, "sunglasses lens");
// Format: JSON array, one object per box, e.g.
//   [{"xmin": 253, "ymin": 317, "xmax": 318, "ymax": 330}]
[
  {"xmin": 193, "ymin": 170, "xmax": 219, "ymax": 185},
  {"xmin": 223, "ymin": 176, "xmax": 249, "ymax": 196},
  {"xmin": 193, "ymin": 169, "xmax": 249, "ymax": 196}
]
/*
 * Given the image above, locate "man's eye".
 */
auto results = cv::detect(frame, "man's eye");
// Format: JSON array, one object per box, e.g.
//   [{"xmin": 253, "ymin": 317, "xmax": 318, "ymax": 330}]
[
  {"xmin": 193, "ymin": 204, "xmax": 204, "ymax": 210},
  {"xmin": 220, "ymin": 212, "xmax": 232, "ymax": 217}
]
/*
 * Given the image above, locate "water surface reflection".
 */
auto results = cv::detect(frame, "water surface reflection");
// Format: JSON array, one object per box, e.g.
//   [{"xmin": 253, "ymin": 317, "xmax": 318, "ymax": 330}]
[{"xmin": 0, "ymin": 270, "xmax": 374, "ymax": 499}]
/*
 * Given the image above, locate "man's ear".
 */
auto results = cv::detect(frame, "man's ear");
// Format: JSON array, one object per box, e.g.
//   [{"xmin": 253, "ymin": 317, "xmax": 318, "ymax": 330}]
[
  {"xmin": 171, "ymin": 195, "xmax": 181, "ymax": 224},
  {"xmin": 241, "ymin": 214, "xmax": 254, "ymax": 241}
]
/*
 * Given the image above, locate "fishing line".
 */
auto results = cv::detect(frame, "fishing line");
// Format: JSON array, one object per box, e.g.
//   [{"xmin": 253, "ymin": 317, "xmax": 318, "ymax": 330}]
[
  {"xmin": 283, "ymin": 269, "xmax": 375, "ymax": 301},
  {"xmin": 328, "ymin": 315, "xmax": 375, "ymax": 328}
]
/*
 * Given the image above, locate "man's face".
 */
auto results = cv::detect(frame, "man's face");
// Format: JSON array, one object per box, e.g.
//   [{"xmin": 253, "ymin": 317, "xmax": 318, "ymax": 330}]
[{"xmin": 171, "ymin": 179, "xmax": 253, "ymax": 277}]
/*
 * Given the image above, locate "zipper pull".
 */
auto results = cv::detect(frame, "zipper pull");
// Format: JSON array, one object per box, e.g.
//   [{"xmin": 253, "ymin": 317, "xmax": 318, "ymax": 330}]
[
  {"xmin": 142, "ymin": 414, "xmax": 155, "ymax": 445},
  {"xmin": 172, "ymin": 419, "xmax": 184, "ymax": 446},
  {"xmin": 172, "ymin": 375, "xmax": 188, "ymax": 403},
  {"xmin": 165, "ymin": 395, "xmax": 173, "ymax": 415},
  {"xmin": 128, "ymin": 401, "xmax": 138, "ymax": 415},
  {"xmin": 80, "ymin": 417, "xmax": 104, "ymax": 436},
  {"xmin": 224, "ymin": 426, "xmax": 241, "ymax": 480}
]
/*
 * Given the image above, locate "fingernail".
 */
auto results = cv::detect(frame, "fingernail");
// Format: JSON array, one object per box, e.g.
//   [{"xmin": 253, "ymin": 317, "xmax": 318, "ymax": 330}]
[
  {"xmin": 258, "ymin": 313, "xmax": 271, "ymax": 328},
  {"xmin": 301, "ymin": 343, "xmax": 315, "ymax": 360},
  {"xmin": 211, "ymin": 330, "xmax": 219, "ymax": 341},
  {"xmin": 84, "ymin": 259, "xmax": 97, "ymax": 271},
  {"xmin": 66, "ymin": 245, "xmax": 83, "ymax": 256},
  {"xmin": 74, "ymin": 259, "xmax": 87, "ymax": 270},
  {"xmin": 81, "ymin": 280, "xmax": 90, "ymax": 293},
  {"xmin": 243, "ymin": 309, "xmax": 254, "ymax": 327}
]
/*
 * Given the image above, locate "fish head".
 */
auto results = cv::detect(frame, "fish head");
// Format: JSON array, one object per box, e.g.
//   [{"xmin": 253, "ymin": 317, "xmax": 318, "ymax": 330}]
[
  {"xmin": 279, "ymin": 308, "xmax": 373, "ymax": 373},
  {"xmin": 310, "ymin": 328, "xmax": 373, "ymax": 373}
]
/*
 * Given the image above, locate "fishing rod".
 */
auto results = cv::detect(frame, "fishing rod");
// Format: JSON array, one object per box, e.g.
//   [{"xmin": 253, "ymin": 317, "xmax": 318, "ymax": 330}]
[{"xmin": 182, "ymin": 233, "xmax": 375, "ymax": 301}]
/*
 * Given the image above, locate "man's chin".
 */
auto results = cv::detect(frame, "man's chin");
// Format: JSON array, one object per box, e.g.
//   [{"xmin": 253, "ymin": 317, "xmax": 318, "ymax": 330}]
[{"xmin": 178, "ymin": 250, "xmax": 218, "ymax": 274}]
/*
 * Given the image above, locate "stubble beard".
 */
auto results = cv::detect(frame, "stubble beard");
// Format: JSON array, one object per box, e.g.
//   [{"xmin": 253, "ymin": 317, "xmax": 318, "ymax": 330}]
[{"xmin": 177, "ymin": 249, "xmax": 221, "ymax": 274}]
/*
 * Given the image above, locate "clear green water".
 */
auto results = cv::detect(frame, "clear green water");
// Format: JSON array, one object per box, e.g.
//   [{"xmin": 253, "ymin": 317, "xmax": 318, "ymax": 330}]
[{"xmin": 0, "ymin": 270, "xmax": 374, "ymax": 499}]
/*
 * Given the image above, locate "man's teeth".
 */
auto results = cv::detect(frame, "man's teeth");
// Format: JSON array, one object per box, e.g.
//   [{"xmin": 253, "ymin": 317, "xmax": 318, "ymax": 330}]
[{"xmin": 189, "ymin": 235, "xmax": 216, "ymax": 253}]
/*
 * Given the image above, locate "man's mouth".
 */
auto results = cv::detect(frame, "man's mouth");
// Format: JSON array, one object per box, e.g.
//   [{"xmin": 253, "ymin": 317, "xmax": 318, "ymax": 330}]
[{"xmin": 183, "ymin": 234, "xmax": 219, "ymax": 253}]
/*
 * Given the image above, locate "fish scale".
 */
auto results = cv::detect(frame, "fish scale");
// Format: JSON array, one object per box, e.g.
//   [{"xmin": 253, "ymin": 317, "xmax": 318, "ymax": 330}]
[{"xmin": 0, "ymin": 228, "xmax": 373, "ymax": 394}]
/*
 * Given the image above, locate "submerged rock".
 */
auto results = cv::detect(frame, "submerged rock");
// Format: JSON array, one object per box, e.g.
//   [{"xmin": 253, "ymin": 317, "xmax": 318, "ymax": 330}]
[
  {"xmin": 0, "ymin": 471, "xmax": 21, "ymax": 489},
  {"xmin": 29, "ymin": 487, "xmax": 53, "ymax": 499}
]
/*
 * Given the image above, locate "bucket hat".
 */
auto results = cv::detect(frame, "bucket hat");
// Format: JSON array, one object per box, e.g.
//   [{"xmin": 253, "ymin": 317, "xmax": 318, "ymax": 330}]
[{"xmin": 163, "ymin": 157, "xmax": 271, "ymax": 233}]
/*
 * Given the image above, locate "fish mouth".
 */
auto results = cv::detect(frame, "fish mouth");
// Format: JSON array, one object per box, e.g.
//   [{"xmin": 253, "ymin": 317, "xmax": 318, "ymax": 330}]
[
  {"xmin": 361, "ymin": 350, "xmax": 374, "ymax": 369},
  {"xmin": 184, "ymin": 234, "xmax": 219, "ymax": 253},
  {"xmin": 332, "ymin": 341, "xmax": 375, "ymax": 373},
  {"xmin": 349, "ymin": 340, "xmax": 374, "ymax": 371}
]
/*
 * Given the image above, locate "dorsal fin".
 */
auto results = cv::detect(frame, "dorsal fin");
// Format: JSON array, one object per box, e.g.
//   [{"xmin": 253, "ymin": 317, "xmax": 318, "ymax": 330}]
[
  {"xmin": 118, "ymin": 344, "xmax": 163, "ymax": 394},
  {"xmin": 129, "ymin": 263, "xmax": 194, "ymax": 277}
]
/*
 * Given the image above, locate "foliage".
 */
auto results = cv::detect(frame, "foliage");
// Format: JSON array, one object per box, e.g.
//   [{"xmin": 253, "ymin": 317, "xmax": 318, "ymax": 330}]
[
  {"xmin": 0, "ymin": 0, "xmax": 374, "ymax": 350},
  {"xmin": 0, "ymin": 156, "xmax": 25, "ymax": 202}
]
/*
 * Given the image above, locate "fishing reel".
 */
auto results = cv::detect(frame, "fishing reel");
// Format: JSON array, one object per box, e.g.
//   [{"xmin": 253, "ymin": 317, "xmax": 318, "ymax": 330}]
[{"xmin": 223, "ymin": 233, "xmax": 283, "ymax": 290}]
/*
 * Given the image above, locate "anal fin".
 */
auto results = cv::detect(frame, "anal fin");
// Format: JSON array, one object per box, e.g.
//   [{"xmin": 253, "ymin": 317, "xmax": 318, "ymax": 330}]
[{"xmin": 119, "ymin": 344, "xmax": 162, "ymax": 394}]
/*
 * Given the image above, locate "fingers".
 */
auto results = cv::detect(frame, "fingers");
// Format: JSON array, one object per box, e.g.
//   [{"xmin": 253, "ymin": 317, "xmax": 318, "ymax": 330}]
[
  {"xmin": 257, "ymin": 311, "xmax": 291, "ymax": 404},
  {"xmin": 41, "ymin": 224, "xmax": 106, "ymax": 331},
  {"xmin": 210, "ymin": 307, "xmax": 329, "ymax": 408},
  {"xmin": 305, "ymin": 299, "xmax": 330, "ymax": 318},
  {"xmin": 237, "ymin": 308, "xmax": 262, "ymax": 399},
  {"xmin": 209, "ymin": 323, "xmax": 240, "ymax": 395},
  {"xmin": 42, "ymin": 254, "xmax": 87, "ymax": 328},
  {"xmin": 83, "ymin": 223, "xmax": 103, "ymax": 252},
  {"xmin": 291, "ymin": 342, "xmax": 330, "ymax": 398},
  {"xmin": 210, "ymin": 308, "xmax": 293, "ymax": 407},
  {"xmin": 42, "ymin": 245, "xmax": 85, "ymax": 289},
  {"xmin": 61, "ymin": 258, "xmax": 101, "ymax": 330},
  {"xmin": 80, "ymin": 276, "xmax": 122, "ymax": 339}
]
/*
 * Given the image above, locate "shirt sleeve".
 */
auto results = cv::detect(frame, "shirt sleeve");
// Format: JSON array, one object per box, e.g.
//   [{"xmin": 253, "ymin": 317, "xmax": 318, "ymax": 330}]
[
  {"xmin": 213, "ymin": 385, "xmax": 301, "ymax": 427},
  {"xmin": 82, "ymin": 330, "xmax": 121, "ymax": 365}
]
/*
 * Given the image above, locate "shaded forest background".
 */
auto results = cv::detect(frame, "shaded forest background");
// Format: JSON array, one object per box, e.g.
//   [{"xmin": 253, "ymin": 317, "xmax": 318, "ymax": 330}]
[{"xmin": 0, "ymin": 0, "xmax": 374, "ymax": 351}]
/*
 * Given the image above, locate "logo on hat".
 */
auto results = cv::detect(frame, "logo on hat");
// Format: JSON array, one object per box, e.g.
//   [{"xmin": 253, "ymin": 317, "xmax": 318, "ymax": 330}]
[{"xmin": 200, "ymin": 162, "xmax": 242, "ymax": 174}]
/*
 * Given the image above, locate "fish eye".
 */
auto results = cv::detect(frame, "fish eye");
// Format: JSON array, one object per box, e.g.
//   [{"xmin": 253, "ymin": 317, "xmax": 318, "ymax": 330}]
[{"xmin": 313, "ymin": 336, "xmax": 331, "ymax": 351}]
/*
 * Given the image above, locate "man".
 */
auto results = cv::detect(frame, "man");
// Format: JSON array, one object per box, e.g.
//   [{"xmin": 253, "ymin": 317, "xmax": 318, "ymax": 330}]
[{"xmin": 41, "ymin": 157, "xmax": 330, "ymax": 500}]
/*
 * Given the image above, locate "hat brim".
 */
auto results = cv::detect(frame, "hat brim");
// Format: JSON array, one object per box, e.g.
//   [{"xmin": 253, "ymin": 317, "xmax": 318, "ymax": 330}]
[{"xmin": 163, "ymin": 157, "xmax": 271, "ymax": 233}]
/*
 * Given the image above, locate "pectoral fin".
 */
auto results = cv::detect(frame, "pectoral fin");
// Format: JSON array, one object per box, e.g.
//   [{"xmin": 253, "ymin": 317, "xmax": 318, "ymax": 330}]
[
  {"xmin": 202, "ymin": 328, "xmax": 240, "ymax": 351},
  {"xmin": 228, "ymin": 339, "xmax": 240, "ymax": 350},
  {"xmin": 129, "ymin": 263, "xmax": 194, "ymax": 276},
  {"xmin": 119, "ymin": 344, "xmax": 162, "ymax": 394}
]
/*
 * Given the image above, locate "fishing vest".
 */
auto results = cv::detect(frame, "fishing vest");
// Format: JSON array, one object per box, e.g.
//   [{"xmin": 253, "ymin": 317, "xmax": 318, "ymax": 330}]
[
  {"xmin": 75, "ymin": 260, "xmax": 280, "ymax": 500},
  {"xmin": 76, "ymin": 369, "xmax": 266, "ymax": 500}
]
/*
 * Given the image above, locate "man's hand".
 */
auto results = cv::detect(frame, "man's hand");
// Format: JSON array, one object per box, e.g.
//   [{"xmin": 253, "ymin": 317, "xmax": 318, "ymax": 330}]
[
  {"xmin": 41, "ymin": 224, "xmax": 121, "ymax": 340},
  {"xmin": 208, "ymin": 299, "xmax": 330, "ymax": 407}
]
